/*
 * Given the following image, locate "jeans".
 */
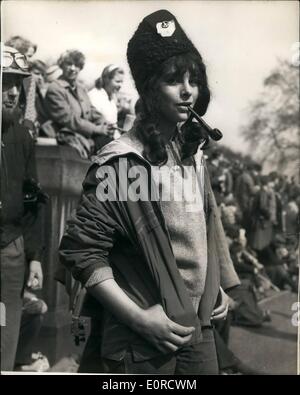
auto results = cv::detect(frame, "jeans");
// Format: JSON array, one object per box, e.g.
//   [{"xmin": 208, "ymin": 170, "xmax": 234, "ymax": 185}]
[
  {"xmin": 79, "ymin": 327, "xmax": 219, "ymax": 375},
  {"xmin": 0, "ymin": 237, "xmax": 26, "ymax": 371}
]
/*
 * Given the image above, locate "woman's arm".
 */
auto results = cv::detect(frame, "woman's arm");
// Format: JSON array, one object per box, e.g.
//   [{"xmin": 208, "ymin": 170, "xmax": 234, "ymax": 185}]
[
  {"xmin": 59, "ymin": 164, "xmax": 195, "ymax": 352},
  {"xmin": 45, "ymin": 82, "xmax": 106, "ymax": 137},
  {"xmin": 88, "ymin": 278, "xmax": 195, "ymax": 353}
]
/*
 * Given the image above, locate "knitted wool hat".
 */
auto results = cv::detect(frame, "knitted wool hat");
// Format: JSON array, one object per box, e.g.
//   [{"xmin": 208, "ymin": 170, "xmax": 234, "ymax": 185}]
[{"xmin": 127, "ymin": 9, "xmax": 202, "ymax": 94}]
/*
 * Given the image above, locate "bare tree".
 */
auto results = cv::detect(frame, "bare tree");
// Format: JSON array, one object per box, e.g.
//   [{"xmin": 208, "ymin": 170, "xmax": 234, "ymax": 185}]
[{"xmin": 242, "ymin": 59, "xmax": 299, "ymax": 177}]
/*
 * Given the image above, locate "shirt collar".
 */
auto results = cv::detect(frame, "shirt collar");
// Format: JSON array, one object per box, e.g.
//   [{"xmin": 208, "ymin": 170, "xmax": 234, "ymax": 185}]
[{"xmin": 57, "ymin": 76, "xmax": 78, "ymax": 90}]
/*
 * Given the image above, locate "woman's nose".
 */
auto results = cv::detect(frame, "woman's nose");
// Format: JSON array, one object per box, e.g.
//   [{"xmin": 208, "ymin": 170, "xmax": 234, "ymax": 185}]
[{"xmin": 180, "ymin": 81, "xmax": 192, "ymax": 99}]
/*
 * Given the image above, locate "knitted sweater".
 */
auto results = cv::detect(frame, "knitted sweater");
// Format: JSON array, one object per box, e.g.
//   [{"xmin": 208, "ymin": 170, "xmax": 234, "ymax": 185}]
[
  {"xmin": 153, "ymin": 138, "xmax": 207, "ymax": 312},
  {"xmin": 84, "ymin": 130, "xmax": 209, "ymax": 313}
]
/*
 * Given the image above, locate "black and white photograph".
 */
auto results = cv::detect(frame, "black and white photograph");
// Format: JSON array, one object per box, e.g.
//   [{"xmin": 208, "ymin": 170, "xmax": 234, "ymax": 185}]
[{"xmin": 0, "ymin": 0, "xmax": 299, "ymax": 377}]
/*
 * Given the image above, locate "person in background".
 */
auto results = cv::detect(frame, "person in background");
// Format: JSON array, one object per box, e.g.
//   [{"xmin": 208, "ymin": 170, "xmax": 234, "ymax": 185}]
[
  {"xmin": 14, "ymin": 291, "xmax": 49, "ymax": 372},
  {"xmin": 256, "ymin": 234, "xmax": 298, "ymax": 293},
  {"xmin": 45, "ymin": 50, "xmax": 109, "ymax": 158},
  {"xmin": 248, "ymin": 175, "xmax": 273, "ymax": 253},
  {"xmin": 285, "ymin": 185, "xmax": 300, "ymax": 243},
  {"xmin": 45, "ymin": 64, "xmax": 62, "ymax": 83},
  {"xmin": 116, "ymin": 91, "xmax": 134, "ymax": 131},
  {"xmin": 207, "ymin": 149, "xmax": 223, "ymax": 206},
  {"xmin": 1, "ymin": 46, "xmax": 45, "ymax": 371},
  {"xmin": 234, "ymin": 161, "xmax": 257, "ymax": 236},
  {"xmin": 5, "ymin": 35, "xmax": 37, "ymax": 60},
  {"xmin": 25, "ymin": 59, "xmax": 51, "ymax": 138},
  {"xmin": 29, "ymin": 60, "xmax": 47, "ymax": 96},
  {"xmin": 89, "ymin": 64, "xmax": 124, "ymax": 142},
  {"xmin": 5, "ymin": 36, "xmax": 39, "ymax": 136}
]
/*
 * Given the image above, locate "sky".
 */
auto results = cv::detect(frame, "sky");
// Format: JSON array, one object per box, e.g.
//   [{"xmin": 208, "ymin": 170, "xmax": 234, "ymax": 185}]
[{"xmin": 1, "ymin": 0, "xmax": 299, "ymax": 153}]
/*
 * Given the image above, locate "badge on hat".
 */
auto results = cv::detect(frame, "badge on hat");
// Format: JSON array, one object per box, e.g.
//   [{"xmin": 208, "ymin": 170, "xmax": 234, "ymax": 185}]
[{"xmin": 156, "ymin": 20, "xmax": 176, "ymax": 37}]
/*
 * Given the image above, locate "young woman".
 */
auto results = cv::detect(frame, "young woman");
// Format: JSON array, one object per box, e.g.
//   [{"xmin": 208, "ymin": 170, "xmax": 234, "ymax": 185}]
[
  {"xmin": 89, "ymin": 65, "xmax": 124, "ymax": 125},
  {"xmin": 89, "ymin": 65, "xmax": 124, "ymax": 140},
  {"xmin": 59, "ymin": 9, "xmax": 239, "ymax": 374}
]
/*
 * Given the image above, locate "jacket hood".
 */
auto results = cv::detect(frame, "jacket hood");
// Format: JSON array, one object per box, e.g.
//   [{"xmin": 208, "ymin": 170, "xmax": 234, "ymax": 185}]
[{"xmin": 91, "ymin": 129, "xmax": 148, "ymax": 167}]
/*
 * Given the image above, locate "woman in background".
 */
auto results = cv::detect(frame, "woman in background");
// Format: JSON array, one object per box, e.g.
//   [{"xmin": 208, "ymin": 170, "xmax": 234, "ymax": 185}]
[{"xmin": 89, "ymin": 64, "xmax": 124, "ymax": 140}]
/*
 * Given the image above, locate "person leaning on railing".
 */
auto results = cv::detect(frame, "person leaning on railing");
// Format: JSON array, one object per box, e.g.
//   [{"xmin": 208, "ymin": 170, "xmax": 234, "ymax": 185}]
[{"xmin": 45, "ymin": 50, "xmax": 110, "ymax": 158}]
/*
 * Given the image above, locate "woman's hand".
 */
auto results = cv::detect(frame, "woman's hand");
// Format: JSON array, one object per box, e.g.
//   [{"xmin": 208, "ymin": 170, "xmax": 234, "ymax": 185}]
[
  {"xmin": 137, "ymin": 304, "xmax": 195, "ymax": 353},
  {"xmin": 211, "ymin": 287, "xmax": 229, "ymax": 321},
  {"xmin": 88, "ymin": 280, "xmax": 195, "ymax": 353}
]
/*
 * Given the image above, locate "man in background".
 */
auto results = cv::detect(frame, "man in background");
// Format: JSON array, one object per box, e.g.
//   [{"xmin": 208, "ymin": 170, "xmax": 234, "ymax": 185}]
[{"xmin": 1, "ymin": 46, "xmax": 44, "ymax": 371}]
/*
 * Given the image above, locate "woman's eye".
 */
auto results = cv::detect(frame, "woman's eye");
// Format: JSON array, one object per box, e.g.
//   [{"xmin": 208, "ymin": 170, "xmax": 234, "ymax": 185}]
[{"xmin": 166, "ymin": 78, "xmax": 178, "ymax": 85}]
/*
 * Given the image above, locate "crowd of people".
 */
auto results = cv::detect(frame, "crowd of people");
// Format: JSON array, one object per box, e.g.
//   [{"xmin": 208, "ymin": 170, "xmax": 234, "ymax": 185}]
[
  {"xmin": 204, "ymin": 148, "xmax": 299, "ymax": 356},
  {"xmin": 4, "ymin": 35, "xmax": 136, "ymax": 158},
  {"xmin": 207, "ymin": 147, "xmax": 299, "ymax": 295},
  {"xmin": 1, "ymin": 9, "xmax": 299, "ymax": 375}
]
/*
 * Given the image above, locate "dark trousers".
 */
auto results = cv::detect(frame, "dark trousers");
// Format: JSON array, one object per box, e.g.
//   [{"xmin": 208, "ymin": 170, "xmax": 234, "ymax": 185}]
[
  {"xmin": 79, "ymin": 327, "xmax": 219, "ymax": 375},
  {"xmin": 0, "ymin": 237, "xmax": 26, "ymax": 371},
  {"xmin": 15, "ymin": 312, "xmax": 44, "ymax": 366}
]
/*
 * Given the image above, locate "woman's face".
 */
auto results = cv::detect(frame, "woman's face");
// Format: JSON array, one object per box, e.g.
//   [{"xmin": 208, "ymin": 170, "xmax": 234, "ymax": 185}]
[
  {"xmin": 157, "ymin": 70, "xmax": 199, "ymax": 125},
  {"xmin": 61, "ymin": 60, "xmax": 81, "ymax": 84},
  {"xmin": 26, "ymin": 46, "xmax": 36, "ymax": 59},
  {"xmin": 31, "ymin": 67, "xmax": 45, "ymax": 88},
  {"xmin": 106, "ymin": 72, "xmax": 124, "ymax": 97}
]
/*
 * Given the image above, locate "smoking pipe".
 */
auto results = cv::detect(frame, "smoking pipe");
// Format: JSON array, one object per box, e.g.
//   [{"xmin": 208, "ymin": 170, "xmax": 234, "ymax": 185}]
[{"xmin": 181, "ymin": 104, "xmax": 223, "ymax": 141}]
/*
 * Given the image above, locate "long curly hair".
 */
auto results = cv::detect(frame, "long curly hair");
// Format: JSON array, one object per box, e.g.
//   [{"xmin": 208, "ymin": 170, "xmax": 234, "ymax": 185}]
[{"xmin": 135, "ymin": 52, "xmax": 210, "ymax": 165}]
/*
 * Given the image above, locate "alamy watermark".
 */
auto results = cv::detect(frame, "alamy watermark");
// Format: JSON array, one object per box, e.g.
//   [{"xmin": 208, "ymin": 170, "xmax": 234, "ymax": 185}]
[{"xmin": 95, "ymin": 158, "xmax": 205, "ymax": 213}]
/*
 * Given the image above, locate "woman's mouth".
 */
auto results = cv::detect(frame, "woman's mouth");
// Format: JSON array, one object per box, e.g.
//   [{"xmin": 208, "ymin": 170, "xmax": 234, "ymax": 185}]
[
  {"xmin": 177, "ymin": 102, "xmax": 192, "ymax": 107},
  {"xmin": 176, "ymin": 103, "xmax": 192, "ymax": 112}
]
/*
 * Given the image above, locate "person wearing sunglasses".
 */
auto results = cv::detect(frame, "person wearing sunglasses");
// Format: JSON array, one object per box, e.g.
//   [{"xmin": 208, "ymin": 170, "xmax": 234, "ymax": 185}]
[
  {"xmin": 3, "ymin": 48, "xmax": 29, "ymax": 70},
  {"xmin": 4, "ymin": 38, "xmax": 40, "ymax": 138},
  {"xmin": 1, "ymin": 46, "xmax": 45, "ymax": 371}
]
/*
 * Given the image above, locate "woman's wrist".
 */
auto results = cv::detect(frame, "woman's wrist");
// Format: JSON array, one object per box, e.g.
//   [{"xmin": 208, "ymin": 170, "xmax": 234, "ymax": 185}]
[
  {"xmin": 126, "ymin": 305, "xmax": 148, "ymax": 333},
  {"xmin": 88, "ymin": 279, "xmax": 148, "ymax": 332}
]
